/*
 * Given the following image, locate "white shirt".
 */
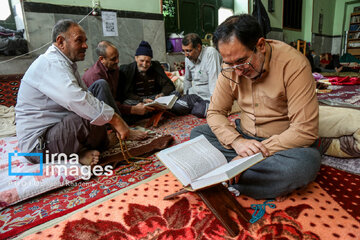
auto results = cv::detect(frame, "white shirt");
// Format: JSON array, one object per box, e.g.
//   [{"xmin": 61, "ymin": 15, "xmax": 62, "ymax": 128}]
[
  {"xmin": 15, "ymin": 45, "xmax": 114, "ymax": 152},
  {"xmin": 183, "ymin": 46, "xmax": 222, "ymax": 101}
]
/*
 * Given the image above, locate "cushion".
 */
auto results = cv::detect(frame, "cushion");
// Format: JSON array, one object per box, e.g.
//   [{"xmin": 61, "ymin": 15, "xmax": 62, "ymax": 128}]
[
  {"xmin": 319, "ymin": 106, "xmax": 360, "ymax": 137},
  {"xmin": 319, "ymin": 106, "xmax": 360, "ymax": 158},
  {"xmin": 0, "ymin": 105, "xmax": 16, "ymax": 138},
  {"xmin": 0, "ymin": 137, "xmax": 89, "ymax": 210}
]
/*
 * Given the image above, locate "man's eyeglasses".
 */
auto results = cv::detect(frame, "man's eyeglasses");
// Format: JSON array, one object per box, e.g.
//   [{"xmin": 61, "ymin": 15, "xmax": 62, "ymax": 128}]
[
  {"xmin": 221, "ymin": 51, "xmax": 255, "ymax": 73},
  {"xmin": 220, "ymin": 50, "xmax": 256, "ymax": 84},
  {"xmin": 182, "ymin": 48, "xmax": 194, "ymax": 54}
]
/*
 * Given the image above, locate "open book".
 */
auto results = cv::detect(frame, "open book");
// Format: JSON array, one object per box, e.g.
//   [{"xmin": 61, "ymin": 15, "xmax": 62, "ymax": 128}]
[
  {"xmin": 157, "ymin": 135, "xmax": 265, "ymax": 191},
  {"xmin": 145, "ymin": 94, "xmax": 178, "ymax": 110}
]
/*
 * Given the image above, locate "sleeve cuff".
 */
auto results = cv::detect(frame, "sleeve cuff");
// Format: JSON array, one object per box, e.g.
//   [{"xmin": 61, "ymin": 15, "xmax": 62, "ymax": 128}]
[{"xmin": 90, "ymin": 102, "xmax": 114, "ymax": 126}]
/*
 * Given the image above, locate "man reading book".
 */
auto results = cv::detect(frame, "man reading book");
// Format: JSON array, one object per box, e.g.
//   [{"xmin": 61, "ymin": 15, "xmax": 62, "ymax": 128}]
[
  {"xmin": 82, "ymin": 40, "xmax": 155, "ymax": 124},
  {"xmin": 191, "ymin": 14, "xmax": 321, "ymax": 199},
  {"xmin": 119, "ymin": 41, "xmax": 176, "ymax": 106},
  {"xmin": 171, "ymin": 33, "xmax": 222, "ymax": 118}
]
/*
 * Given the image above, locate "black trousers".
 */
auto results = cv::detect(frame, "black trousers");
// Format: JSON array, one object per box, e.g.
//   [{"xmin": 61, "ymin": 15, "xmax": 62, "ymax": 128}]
[{"xmin": 171, "ymin": 94, "xmax": 209, "ymax": 118}]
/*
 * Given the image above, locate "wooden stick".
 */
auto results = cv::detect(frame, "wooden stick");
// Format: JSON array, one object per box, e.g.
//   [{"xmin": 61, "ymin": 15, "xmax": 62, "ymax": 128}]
[{"xmin": 163, "ymin": 188, "xmax": 189, "ymax": 200}]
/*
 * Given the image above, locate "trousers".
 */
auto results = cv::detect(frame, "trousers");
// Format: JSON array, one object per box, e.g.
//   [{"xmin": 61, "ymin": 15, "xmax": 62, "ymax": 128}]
[
  {"xmin": 26, "ymin": 80, "xmax": 111, "ymax": 163},
  {"xmin": 190, "ymin": 121, "xmax": 321, "ymax": 199},
  {"xmin": 171, "ymin": 94, "xmax": 209, "ymax": 118}
]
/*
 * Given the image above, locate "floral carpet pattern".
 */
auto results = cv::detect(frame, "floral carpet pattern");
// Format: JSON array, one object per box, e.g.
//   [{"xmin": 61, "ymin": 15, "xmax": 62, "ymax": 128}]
[
  {"xmin": 1, "ymin": 76, "xmax": 359, "ymax": 239},
  {"xmin": 0, "ymin": 114, "xmax": 207, "ymax": 239},
  {"xmin": 21, "ymin": 165, "xmax": 360, "ymax": 240}
]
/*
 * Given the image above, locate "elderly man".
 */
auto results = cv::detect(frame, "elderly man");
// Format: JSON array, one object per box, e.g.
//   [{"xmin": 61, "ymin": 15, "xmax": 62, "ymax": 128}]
[
  {"xmin": 191, "ymin": 14, "xmax": 321, "ymax": 199},
  {"xmin": 120, "ymin": 40, "xmax": 175, "ymax": 105},
  {"xmin": 15, "ymin": 19, "xmax": 146, "ymax": 166},
  {"xmin": 172, "ymin": 33, "xmax": 222, "ymax": 118},
  {"xmin": 82, "ymin": 41, "xmax": 154, "ymax": 123}
]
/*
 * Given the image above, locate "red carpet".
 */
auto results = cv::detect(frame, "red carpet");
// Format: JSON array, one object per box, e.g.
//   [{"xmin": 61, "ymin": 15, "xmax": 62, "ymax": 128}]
[
  {"xmin": 0, "ymin": 114, "xmax": 207, "ymax": 239},
  {"xmin": 20, "ymin": 165, "xmax": 360, "ymax": 240},
  {"xmin": 0, "ymin": 74, "xmax": 21, "ymax": 107}
]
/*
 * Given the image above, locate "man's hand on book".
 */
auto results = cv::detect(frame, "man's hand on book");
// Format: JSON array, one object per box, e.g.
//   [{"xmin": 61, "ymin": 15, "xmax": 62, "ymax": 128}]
[
  {"xmin": 155, "ymin": 93, "xmax": 164, "ymax": 99},
  {"xmin": 143, "ymin": 98, "xmax": 153, "ymax": 104},
  {"xmin": 227, "ymin": 155, "xmax": 246, "ymax": 185},
  {"xmin": 231, "ymin": 138, "xmax": 269, "ymax": 158},
  {"xmin": 131, "ymin": 103, "xmax": 154, "ymax": 115}
]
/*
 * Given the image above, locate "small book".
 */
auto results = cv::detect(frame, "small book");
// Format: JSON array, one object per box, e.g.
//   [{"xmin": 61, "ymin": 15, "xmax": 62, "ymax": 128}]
[
  {"xmin": 145, "ymin": 94, "xmax": 178, "ymax": 110},
  {"xmin": 157, "ymin": 135, "xmax": 265, "ymax": 191}
]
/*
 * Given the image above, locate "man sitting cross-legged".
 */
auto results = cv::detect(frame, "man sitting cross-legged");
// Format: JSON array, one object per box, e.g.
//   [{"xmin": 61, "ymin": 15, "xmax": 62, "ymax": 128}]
[
  {"xmin": 172, "ymin": 33, "xmax": 222, "ymax": 118},
  {"xmin": 15, "ymin": 19, "xmax": 147, "ymax": 166},
  {"xmin": 191, "ymin": 14, "xmax": 321, "ymax": 199},
  {"xmin": 120, "ymin": 40, "xmax": 176, "ymax": 106},
  {"xmin": 82, "ymin": 40, "xmax": 155, "ymax": 125}
]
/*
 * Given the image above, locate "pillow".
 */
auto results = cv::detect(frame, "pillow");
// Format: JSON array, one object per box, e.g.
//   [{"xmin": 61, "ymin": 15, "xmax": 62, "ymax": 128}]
[
  {"xmin": 319, "ymin": 106, "xmax": 360, "ymax": 158},
  {"xmin": 319, "ymin": 106, "xmax": 360, "ymax": 137},
  {"xmin": 0, "ymin": 137, "xmax": 89, "ymax": 210},
  {"xmin": 321, "ymin": 129, "xmax": 360, "ymax": 158},
  {"xmin": 0, "ymin": 105, "xmax": 16, "ymax": 138}
]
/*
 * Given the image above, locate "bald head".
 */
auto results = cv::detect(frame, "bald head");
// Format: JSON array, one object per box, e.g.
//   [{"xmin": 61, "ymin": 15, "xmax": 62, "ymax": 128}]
[{"xmin": 96, "ymin": 41, "xmax": 119, "ymax": 71}]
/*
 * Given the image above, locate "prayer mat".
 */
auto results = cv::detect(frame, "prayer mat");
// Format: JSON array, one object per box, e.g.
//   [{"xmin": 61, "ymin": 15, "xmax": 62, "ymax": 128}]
[{"xmin": 19, "ymin": 165, "xmax": 360, "ymax": 240}]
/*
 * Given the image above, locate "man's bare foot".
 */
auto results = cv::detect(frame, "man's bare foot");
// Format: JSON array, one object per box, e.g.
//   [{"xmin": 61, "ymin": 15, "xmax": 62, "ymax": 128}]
[
  {"xmin": 107, "ymin": 131, "xmax": 119, "ymax": 147},
  {"xmin": 128, "ymin": 129, "xmax": 148, "ymax": 141},
  {"xmin": 79, "ymin": 150, "xmax": 100, "ymax": 166}
]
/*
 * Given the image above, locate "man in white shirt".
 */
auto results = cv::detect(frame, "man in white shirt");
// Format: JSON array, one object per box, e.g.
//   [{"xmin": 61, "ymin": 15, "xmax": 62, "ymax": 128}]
[
  {"xmin": 172, "ymin": 33, "xmax": 222, "ymax": 118},
  {"xmin": 15, "ymin": 19, "xmax": 146, "ymax": 166}
]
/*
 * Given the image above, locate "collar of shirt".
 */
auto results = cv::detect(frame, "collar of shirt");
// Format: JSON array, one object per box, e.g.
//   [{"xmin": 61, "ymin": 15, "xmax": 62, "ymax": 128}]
[
  {"xmin": 196, "ymin": 46, "xmax": 205, "ymax": 64},
  {"xmin": 187, "ymin": 46, "xmax": 204, "ymax": 66},
  {"xmin": 98, "ymin": 60, "xmax": 110, "ymax": 74},
  {"xmin": 257, "ymin": 40, "xmax": 272, "ymax": 80},
  {"xmin": 52, "ymin": 44, "xmax": 78, "ymax": 72}
]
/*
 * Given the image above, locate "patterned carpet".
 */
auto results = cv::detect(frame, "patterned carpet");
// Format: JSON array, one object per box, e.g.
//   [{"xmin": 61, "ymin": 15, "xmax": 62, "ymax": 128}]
[
  {"xmin": 0, "ymin": 114, "xmax": 207, "ymax": 239},
  {"xmin": 0, "ymin": 75, "xmax": 20, "ymax": 107},
  {"xmin": 1, "ymin": 76, "xmax": 359, "ymax": 239},
  {"xmin": 19, "ymin": 165, "xmax": 360, "ymax": 240}
]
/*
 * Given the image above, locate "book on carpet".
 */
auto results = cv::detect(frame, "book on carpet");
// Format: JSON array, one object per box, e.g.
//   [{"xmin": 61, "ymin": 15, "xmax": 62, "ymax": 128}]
[
  {"xmin": 144, "ymin": 94, "xmax": 178, "ymax": 109},
  {"xmin": 156, "ymin": 135, "xmax": 265, "ymax": 191}
]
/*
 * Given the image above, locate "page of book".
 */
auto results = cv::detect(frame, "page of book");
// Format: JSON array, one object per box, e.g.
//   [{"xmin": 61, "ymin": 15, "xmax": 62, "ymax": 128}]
[
  {"xmin": 196, "ymin": 153, "xmax": 263, "ymax": 181},
  {"xmin": 154, "ymin": 95, "xmax": 175, "ymax": 105},
  {"xmin": 157, "ymin": 135, "xmax": 227, "ymax": 186},
  {"xmin": 144, "ymin": 94, "xmax": 177, "ymax": 109}
]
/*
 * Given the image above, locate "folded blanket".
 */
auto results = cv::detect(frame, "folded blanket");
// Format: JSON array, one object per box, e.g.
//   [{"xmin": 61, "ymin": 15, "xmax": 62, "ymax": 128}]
[
  {"xmin": 0, "ymin": 105, "xmax": 16, "ymax": 138},
  {"xmin": 319, "ymin": 106, "xmax": 360, "ymax": 158},
  {"xmin": 327, "ymin": 76, "xmax": 360, "ymax": 85}
]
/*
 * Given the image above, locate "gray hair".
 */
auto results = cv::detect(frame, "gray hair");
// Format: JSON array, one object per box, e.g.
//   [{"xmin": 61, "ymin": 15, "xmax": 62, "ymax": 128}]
[
  {"xmin": 96, "ymin": 40, "xmax": 116, "ymax": 57},
  {"xmin": 52, "ymin": 19, "xmax": 78, "ymax": 42}
]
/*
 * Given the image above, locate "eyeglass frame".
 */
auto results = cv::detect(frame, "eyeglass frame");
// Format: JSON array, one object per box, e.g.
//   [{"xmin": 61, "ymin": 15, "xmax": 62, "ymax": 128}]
[
  {"xmin": 182, "ymin": 48, "xmax": 194, "ymax": 54},
  {"xmin": 220, "ymin": 48, "xmax": 257, "ymax": 84}
]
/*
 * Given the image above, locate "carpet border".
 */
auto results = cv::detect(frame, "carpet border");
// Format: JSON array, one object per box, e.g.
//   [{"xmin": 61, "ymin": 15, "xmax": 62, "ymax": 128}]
[{"xmin": 13, "ymin": 169, "xmax": 169, "ymax": 240}]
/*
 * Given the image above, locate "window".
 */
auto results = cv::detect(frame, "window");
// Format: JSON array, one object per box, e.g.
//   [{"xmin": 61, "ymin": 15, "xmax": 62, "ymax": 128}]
[
  {"xmin": 0, "ymin": 0, "xmax": 11, "ymax": 20},
  {"xmin": 218, "ymin": 7, "xmax": 233, "ymax": 25},
  {"xmin": 283, "ymin": 0, "xmax": 302, "ymax": 30}
]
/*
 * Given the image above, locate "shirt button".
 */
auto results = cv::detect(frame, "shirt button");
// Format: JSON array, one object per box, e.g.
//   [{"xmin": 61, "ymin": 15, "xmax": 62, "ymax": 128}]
[{"xmin": 255, "ymin": 103, "xmax": 259, "ymax": 107}]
